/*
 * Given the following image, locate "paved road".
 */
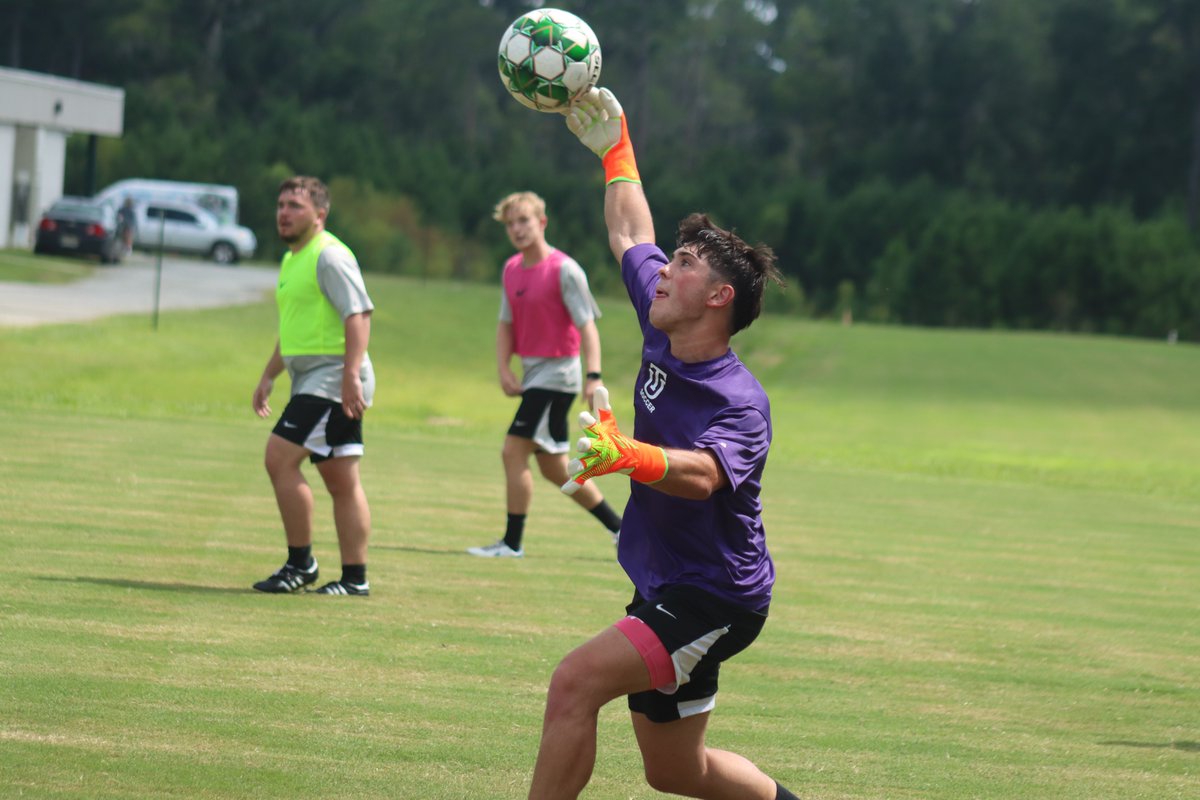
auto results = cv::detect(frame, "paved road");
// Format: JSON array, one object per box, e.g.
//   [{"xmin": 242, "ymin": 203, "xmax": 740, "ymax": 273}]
[{"xmin": 0, "ymin": 252, "xmax": 278, "ymax": 327}]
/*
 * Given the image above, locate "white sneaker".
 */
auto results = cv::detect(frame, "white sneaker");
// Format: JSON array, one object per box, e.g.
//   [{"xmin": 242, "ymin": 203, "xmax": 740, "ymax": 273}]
[
  {"xmin": 467, "ymin": 540, "xmax": 524, "ymax": 558},
  {"xmin": 611, "ymin": 531, "xmax": 620, "ymax": 547}
]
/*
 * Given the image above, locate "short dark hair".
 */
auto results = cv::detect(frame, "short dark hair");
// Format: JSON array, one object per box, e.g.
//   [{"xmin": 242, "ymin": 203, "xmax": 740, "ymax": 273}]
[
  {"xmin": 278, "ymin": 176, "xmax": 330, "ymax": 213},
  {"xmin": 676, "ymin": 213, "xmax": 784, "ymax": 334}
]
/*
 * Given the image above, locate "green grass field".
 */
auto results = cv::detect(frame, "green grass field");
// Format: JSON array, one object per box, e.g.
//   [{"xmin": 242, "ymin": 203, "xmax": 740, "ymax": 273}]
[
  {"xmin": 0, "ymin": 248, "xmax": 96, "ymax": 283},
  {"xmin": 1, "ymin": 267, "xmax": 1197, "ymax": 799}
]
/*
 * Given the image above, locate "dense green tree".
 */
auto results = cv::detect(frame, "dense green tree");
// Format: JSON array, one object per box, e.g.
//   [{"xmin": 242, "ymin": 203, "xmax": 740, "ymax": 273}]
[{"xmin": 4, "ymin": 0, "xmax": 1199, "ymax": 338}]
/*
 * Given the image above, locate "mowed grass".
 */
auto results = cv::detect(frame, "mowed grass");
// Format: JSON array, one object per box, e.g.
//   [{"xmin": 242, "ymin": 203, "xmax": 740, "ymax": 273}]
[
  {"xmin": 0, "ymin": 248, "xmax": 95, "ymax": 283},
  {"xmin": 0, "ymin": 269, "xmax": 1197, "ymax": 799}
]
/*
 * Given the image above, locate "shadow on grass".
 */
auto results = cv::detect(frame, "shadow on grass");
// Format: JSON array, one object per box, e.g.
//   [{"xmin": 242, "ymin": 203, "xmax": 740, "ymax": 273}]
[
  {"xmin": 371, "ymin": 543, "xmax": 474, "ymax": 556},
  {"xmin": 373, "ymin": 542, "xmax": 619, "ymax": 564},
  {"xmin": 38, "ymin": 576, "xmax": 249, "ymax": 595},
  {"xmin": 1100, "ymin": 740, "xmax": 1200, "ymax": 753}
]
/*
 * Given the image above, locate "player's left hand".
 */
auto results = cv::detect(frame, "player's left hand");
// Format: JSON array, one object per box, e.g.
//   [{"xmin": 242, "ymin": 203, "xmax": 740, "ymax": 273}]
[
  {"xmin": 560, "ymin": 386, "xmax": 668, "ymax": 495},
  {"xmin": 581, "ymin": 375, "xmax": 602, "ymax": 410},
  {"xmin": 342, "ymin": 373, "xmax": 366, "ymax": 420},
  {"xmin": 563, "ymin": 87, "xmax": 624, "ymax": 158}
]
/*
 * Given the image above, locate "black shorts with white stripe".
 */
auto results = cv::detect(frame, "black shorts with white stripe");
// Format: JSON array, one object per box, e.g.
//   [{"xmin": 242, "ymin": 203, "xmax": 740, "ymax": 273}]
[
  {"xmin": 624, "ymin": 584, "xmax": 768, "ymax": 723},
  {"xmin": 273, "ymin": 393, "xmax": 364, "ymax": 463}
]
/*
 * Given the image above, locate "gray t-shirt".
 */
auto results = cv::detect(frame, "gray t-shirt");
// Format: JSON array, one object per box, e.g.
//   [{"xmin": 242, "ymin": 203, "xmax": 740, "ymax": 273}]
[
  {"xmin": 285, "ymin": 241, "xmax": 376, "ymax": 404},
  {"xmin": 498, "ymin": 255, "xmax": 601, "ymax": 393}
]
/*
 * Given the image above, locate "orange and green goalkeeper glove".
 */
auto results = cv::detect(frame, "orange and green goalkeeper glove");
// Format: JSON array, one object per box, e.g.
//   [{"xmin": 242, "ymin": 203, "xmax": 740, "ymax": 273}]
[
  {"xmin": 563, "ymin": 87, "xmax": 642, "ymax": 185},
  {"xmin": 561, "ymin": 387, "xmax": 667, "ymax": 495}
]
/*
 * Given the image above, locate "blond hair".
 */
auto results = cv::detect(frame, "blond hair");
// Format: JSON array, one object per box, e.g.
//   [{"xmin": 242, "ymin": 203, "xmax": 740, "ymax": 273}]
[{"xmin": 492, "ymin": 191, "xmax": 546, "ymax": 223}]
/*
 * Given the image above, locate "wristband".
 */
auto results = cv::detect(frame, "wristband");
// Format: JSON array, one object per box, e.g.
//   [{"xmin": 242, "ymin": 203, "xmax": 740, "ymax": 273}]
[
  {"xmin": 586, "ymin": 371, "xmax": 602, "ymax": 380},
  {"xmin": 628, "ymin": 444, "xmax": 668, "ymax": 485},
  {"xmin": 602, "ymin": 116, "xmax": 641, "ymax": 185}
]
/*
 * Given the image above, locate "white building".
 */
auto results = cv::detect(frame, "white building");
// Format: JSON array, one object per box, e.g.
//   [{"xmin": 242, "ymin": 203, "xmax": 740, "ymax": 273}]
[{"xmin": 0, "ymin": 66, "xmax": 125, "ymax": 248}]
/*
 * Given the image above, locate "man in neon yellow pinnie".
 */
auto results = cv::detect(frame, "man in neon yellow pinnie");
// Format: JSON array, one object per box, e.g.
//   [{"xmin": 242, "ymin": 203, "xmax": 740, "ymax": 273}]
[{"xmin": 250, "ymin": 176, "xmax": 375, "ymax": 597}]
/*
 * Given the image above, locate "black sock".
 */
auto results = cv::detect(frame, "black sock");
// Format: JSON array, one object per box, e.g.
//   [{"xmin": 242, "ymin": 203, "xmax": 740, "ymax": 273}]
[
  {"xmin": 287, "ymin": 546, "xmax": 313, "ymax": 569},
  {"xmin": 503, "ymin": 513, "xmax": 526, "ymax": 551},
  {"xmin": 341, "ymin": 564, "xmax": 366, "ymax": 585},
  {"xmin": 775, "ymin": 782, "xmax": 800, "ymax": 800},
  {"xmin": 587, "ymin": 500, "xmax": 622, "ymax": 533}
]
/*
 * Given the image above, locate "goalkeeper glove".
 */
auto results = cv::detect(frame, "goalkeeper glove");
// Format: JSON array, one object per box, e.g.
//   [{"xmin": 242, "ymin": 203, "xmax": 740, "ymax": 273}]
[
  {"xmin": 564, "ymin": 88, "xmax": 641, "ymax": 185},
  {"xmin": 560, "ymin": 386, "xmax": 667, "ymax": 495}
]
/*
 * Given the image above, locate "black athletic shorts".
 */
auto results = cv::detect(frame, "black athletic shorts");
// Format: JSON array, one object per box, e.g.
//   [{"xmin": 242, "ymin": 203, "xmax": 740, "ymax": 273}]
[
  {"xmin": 618, "ymin": 584, "xmax": 768, "ymax": 723},
  {"xmin": 272, "ymin": 394, "xmax": 364, "ymax": 464},
  {"xmin": 507, "ymin": 387, "xmax": 575, "ymax": 454}
]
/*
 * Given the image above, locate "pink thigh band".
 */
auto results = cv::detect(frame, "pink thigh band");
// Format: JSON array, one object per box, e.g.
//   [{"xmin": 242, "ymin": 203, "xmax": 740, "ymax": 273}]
[{"xmin": 614, "ymin": 616, "xmax": 676, "ymax": 690}]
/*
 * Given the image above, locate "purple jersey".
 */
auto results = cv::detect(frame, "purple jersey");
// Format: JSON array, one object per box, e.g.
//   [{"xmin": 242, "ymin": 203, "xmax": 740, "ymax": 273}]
[{"xmin": 617, "ymin": 243, "xmax": 775, "ymax": 611}]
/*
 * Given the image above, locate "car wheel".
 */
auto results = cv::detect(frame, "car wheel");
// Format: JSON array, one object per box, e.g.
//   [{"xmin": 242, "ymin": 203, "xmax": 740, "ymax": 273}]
[{"xmin": 210, "ymin": 241, "xmax": 238, "ymax": 264}]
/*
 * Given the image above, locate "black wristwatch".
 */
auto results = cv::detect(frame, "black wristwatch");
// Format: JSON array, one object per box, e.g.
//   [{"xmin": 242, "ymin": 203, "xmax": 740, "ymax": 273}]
[{"xmin": 586, "ymin": 371, "xmax": 602, "ymax": 380}]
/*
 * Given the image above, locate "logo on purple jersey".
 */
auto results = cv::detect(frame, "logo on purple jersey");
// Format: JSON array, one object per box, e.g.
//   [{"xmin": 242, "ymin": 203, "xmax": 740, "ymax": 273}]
[{"xmin": 640, "ymin": 363, "xmax": 667, "ymax": 412}]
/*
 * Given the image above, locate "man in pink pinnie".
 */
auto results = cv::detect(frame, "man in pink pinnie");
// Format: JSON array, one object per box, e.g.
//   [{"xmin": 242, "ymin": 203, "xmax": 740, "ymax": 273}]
[{"xmin": 467, "ymin": 191, "xmax": 623, "ymax": 559}]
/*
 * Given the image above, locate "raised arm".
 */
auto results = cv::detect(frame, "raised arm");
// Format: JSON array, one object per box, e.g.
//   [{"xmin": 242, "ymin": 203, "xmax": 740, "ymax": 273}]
[
  {"xmin": 565, "ymin": 88, "xmax": 654, "ymax": 262},
  {"xmin": 605, "ymin": 181, "xmax": 654, "ymax": 263}
]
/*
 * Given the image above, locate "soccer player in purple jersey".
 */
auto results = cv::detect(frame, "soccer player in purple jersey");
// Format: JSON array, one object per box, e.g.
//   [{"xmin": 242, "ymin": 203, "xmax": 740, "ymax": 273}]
[{"xmin": 524, "ymin": 89, "xmax": 797, "ymax": 800}]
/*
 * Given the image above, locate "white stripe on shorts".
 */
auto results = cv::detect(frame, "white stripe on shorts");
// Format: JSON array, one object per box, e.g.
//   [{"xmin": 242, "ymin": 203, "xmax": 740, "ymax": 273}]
[
  {"xmin": 677, "ymin": 695, "xmax": 718, "ymax": 719},
  {"xmin": 533, "ymin": 403, "xmax": 568, "ymax": 455},
  {"xmin": 657, "ymin": 625, "xmax": 730, "ymax": 696},
  {"xmin": 303, "ymin": 409, "xmax": 333, "ymax": 457}
]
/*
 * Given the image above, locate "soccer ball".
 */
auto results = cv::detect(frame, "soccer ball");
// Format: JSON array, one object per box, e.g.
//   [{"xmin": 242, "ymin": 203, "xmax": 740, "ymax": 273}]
[{"xmin": 498, "ymin": 8, "xmax": 602, "ymax": 113}]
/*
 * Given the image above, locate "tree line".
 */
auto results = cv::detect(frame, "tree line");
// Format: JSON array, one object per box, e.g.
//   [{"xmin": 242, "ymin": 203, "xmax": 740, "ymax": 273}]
[{"xmin": 6, "ymin": 0, "xmax": 1200, "ymax": 339}]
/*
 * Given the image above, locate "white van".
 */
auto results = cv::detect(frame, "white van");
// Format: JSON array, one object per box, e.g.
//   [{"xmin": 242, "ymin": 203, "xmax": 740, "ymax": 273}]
[{"xmin": 95, "ymin": 179, "xmax": 241, "ymax": 225}]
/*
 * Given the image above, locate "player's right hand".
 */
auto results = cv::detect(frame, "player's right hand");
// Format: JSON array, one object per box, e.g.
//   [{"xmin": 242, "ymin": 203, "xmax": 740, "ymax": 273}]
[
  {"xmin": 252, "ymin": 377, "xmax": 274, "ymax": 418},
  {"xmin": 560, "ymin": 386, "xmax": 668, "ymax": 495},
  {"xmin": 564, "ymin": 87, "xmax": 624, "ymax": 159},
  {"xmin": 498, "ymin": 368, "xmax": 523, "ymax": 397}
]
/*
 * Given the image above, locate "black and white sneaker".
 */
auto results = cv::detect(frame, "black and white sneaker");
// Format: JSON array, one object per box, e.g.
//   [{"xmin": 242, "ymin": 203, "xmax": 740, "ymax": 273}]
[
  {"xmin": 252, "ymin": 560, "xmax": 319, "ymax": 593},
  {"xmin": 314, "ymin": 579, "xmax": 370, "ymax": 596}
]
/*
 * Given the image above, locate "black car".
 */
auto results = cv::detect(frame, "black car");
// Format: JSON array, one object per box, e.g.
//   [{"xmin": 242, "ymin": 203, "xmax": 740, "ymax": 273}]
[{"xmin": 33, "ymin": 197, "xmax": 124, "ymax": 264}]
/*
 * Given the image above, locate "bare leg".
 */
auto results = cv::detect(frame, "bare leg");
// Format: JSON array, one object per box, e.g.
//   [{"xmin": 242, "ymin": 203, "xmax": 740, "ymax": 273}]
[
  {"xmin": 528, "ymin": 627, "xmax": 651, "ymax": 800},
  {"xmin": 632, "ymin": 712, "xmax": 778, "ymax": 799},
  {"xmin": 316, "ymin": 455, "xmax": 370, "ymax": 566},
  {"xmin": 503, "ymin": 435, "xmax": 537, "ymax": 515},
  {"xmin": 534, "ymin": 451, "xmax": 605, "ymax": 510},
  {"xmin": 264, "ymin": 434, "xmax": 314, "ymax": 548}
]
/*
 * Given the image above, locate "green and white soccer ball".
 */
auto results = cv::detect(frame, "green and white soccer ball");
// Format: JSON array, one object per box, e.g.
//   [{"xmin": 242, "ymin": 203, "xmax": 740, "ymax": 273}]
[{"xmin": 498, "ymin": 8, "xmax": 602, "ymax": 113}]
